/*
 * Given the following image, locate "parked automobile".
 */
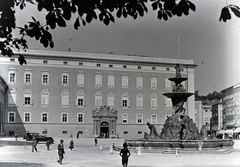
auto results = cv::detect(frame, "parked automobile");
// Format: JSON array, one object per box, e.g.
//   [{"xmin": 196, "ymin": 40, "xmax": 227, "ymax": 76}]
[
  {"xmin": 23, "ymin": 132, "xmax": 54, "ymax": 144},
  {"xmin": 23, "ymin": 132, "xmax": 39, "ymax": 141},
  {"xmin": 36, "ymin": 135, "xmax": 54, "ymax": 144}
]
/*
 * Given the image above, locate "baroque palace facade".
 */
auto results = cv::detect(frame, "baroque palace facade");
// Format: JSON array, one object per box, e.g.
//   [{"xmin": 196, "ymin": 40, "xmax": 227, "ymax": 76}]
[{"xmin": 0, "ymin": 49, "xmax": 196, "ymax": 138}]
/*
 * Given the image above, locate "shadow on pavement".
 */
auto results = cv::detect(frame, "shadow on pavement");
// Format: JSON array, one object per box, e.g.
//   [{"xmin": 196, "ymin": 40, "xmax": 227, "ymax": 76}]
[
  {"xmin": 0, "ymin": 162, "xmax": 45, "ymax": 167},
  {"xmin": 0, "ymin": 140, "xmax": 32, "ymax": 147}
]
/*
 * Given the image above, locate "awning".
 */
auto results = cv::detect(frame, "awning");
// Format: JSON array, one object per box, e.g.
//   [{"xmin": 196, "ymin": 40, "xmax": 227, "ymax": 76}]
[{"xmin": 225, "ymin": 129, "xmax": 233, "ymax": 135}]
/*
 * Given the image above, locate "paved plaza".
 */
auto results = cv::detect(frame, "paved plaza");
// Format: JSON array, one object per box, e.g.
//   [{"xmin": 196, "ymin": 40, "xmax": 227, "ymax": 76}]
[{"xmin": 0, "ymin": 137, "xmax": 240, "ymax": 167}]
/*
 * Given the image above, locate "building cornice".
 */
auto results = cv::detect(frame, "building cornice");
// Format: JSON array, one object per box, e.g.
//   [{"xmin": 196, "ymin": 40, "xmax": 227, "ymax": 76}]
[{"xmin": 14, "ymin": 49, "xmax": 197, "ymax": 68}]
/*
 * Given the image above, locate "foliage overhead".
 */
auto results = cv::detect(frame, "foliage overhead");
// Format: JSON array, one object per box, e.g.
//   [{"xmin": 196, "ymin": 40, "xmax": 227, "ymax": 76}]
[{"xmin": 0, "ymin": 0, "xmax": 239, "ymax": 65}]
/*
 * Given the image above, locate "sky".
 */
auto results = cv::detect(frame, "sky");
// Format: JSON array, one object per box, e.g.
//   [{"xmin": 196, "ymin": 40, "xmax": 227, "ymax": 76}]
[{"xmin": 14, "ymin": 0, "xmax": 240, "ymax": 95}]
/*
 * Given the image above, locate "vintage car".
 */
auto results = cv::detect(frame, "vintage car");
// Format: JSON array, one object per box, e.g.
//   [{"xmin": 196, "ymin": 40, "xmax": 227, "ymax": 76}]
[{"xmin": 23, "ymin": 132, "xmax": 54, "ymax": 144}]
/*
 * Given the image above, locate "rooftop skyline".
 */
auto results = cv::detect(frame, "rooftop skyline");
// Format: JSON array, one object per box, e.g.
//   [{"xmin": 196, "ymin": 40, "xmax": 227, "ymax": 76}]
[{"xmin": 13, "ymin": 0, "xmax": 240, "ymax": 95}]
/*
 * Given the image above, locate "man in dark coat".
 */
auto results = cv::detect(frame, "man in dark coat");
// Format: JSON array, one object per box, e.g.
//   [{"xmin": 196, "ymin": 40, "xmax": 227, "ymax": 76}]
[
  {"xmin": 57, "ymin": 139, "xmax": 65, "ymax": 165},
  {"xmin": 119, "ymin": 142, "xmax": 131, "ymax": 167}
]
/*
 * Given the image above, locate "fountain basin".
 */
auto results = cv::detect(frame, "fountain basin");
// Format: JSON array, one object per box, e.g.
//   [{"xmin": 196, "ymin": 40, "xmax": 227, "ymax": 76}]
[{"xmin": 126, "ymin": 139, "xmax": 234, "ymax": 149}]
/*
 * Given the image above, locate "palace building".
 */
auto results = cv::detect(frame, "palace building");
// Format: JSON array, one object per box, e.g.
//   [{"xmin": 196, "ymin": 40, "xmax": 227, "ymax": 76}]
[{"xmin": 0, "ymin": 49, "xmax": 196, "ymax": 138}]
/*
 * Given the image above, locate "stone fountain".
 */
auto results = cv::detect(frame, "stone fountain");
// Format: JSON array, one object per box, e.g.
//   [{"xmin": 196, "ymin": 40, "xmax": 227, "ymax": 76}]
[{"xmin": 127, "ymin": 64, "xmax": 234, "ymax": 149}]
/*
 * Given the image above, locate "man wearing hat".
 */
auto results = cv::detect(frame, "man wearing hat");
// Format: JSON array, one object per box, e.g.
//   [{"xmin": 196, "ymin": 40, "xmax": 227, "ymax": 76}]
[{"xmin": 57, "ymin": 139, "xmax": 65, "ymax": 165}]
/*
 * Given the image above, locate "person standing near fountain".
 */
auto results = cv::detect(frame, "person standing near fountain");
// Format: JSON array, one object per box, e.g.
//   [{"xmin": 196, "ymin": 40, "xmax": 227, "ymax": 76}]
[{"xmin": 119, "ymin": 143, "xmax": 131, "ymax": 167}]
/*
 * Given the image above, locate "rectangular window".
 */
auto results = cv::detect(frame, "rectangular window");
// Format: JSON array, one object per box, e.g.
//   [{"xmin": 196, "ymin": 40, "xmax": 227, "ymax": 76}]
[
  {"xmin": 24, "ymin": 71, "xmax": 32, "ymax": 84},
  {"xmin": 42, "ymin": 113, "xmax": 48, "ymax": 122},
  {"xmin": 136, "ymin": 114, "xmax": 143, "ymax": 124},
  {"xmin": 43, "ymin": 60, "xmax": 48, "ymax": 64},
  {"xmin": 23, "ymin": 91, "xmax": 33, "ymax": 106},
  {"xmin": 165, "ymin": 78, "xmax": 172, "ymax": 91},
  {"xmin": 77, "ymin": 113, "xmax": 84, "ymax": 123},
  {"xmin": 42, "ymin": 72, "xmax": 49, "ymax": 85},
  {"xmin": 95, "ymin": 95, "xmax": 102, "ymax": 107},
  {"xmin": 136, "ymin": 97, "xmax": 143, "ymax": 108},
  {"xmin": 62, "ymin": 72, "xmax": 69, "ymax": 85},
  {"xmin": 61, "ymin": 93, "xmax": 69, "ymax": 106},
  {"xmin": 151, "ymin": 77, "xmax": 157, "ymax": 89},
  {"xmin": 107, "ymin": 96, "xmax": 115, "ymax": 107},
  {"xmin": 9, "ymin": 70, "xmax": 16, "ymax": 84},
  {"xmin": 63, "ymin": 61, "xmax": 68, "ymax": 65},
  {"xmin": 136, "ymin": 76, "xmax": 143, "ymax": 89},
  {"xmin": 122, "ymin": 114, "xmax": 128, "ymax": 123},
  {"xmin": 8, "ymin": 112, "xmax": 15, "ymax": 123},
  {"xmin": 62, "ymin": 131, "xmax": 68, "ymax": 134},
  {"xmin": 95, "ymin": 74, "xmax": 102, "ymax": 87},
  {"xmin": 77, "ymin": 73, "xmax": 84, "ymax": 86},
  {"xmin": 122, "ymin": 100, "xmax": 128, "ymax": 107},
  {"xmin": 108, "ymin": 74, "xmax": 114, "ymax": 88},
  {"xmin": 24, "ymin": 112, "xmax": 31, "ymax": 122},
  {"xmin": 151, "ymin": 114, "xmax": 157, "ymax": 124},
  {"xmin": 122, "ymin": 76, "xmax": 129, "ymax": 88},
  {"xmin": 41, "ymin": 95, "xmax": 49, "ymax": 105},
  {"xmin": 62, "ymin": 113, "xmax": 68, "ymax": 123},
  {"xmin": 151, "ymin": 97, "xmax": 158, "ymax": 108}
]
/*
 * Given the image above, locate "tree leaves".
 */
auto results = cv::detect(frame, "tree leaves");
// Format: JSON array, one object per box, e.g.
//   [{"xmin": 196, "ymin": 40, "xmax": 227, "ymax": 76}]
[{"xmin": 220, "ymin": 5, "xmax": 240, "ymax": 22}]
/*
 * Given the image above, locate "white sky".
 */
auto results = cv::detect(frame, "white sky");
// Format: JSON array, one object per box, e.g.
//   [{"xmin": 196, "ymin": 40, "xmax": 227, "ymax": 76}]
[{"xmin": 14, "ymin": 0, "xmax": 240, "ymax": 95}]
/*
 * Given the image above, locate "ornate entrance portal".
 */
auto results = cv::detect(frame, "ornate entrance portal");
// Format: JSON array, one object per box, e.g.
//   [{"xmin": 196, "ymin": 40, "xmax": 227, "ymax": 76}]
[{"xmin": 92, "ymin": 105, "xmax": 118, "ymax": 138}]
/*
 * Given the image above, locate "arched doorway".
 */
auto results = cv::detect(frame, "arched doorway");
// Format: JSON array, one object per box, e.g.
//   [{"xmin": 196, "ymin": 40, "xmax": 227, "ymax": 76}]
[
  {"xmin": 100, "ymin": 121, "xmax": 109, "ymax": 138},
  {"xmin": 92, "ymin": 105, "xmax": 118, "ymax": 138}
]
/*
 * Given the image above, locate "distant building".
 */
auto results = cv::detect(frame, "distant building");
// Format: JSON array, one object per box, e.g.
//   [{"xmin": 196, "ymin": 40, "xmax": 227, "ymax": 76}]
[
  {"xmin": 0, "ymin": 76, "xmax": 8, "ymax": 136},
  {"xmin": 221, "ymin": 83, "xmax": 240, "ymax": 131},
  {"xmin": 211, "ymin": 101, "xmax": 223, "ymax": 134},
  {"xmin": 0, "ymin": 49, "xmax": 196, "ymax": 138},
  {"xmin": 195, "ymin": 98, "xmax": 213, "ymax": 131}
]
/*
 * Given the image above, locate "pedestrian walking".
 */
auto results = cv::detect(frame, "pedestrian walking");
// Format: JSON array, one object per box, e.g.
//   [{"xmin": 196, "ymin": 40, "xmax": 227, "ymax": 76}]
[
  {"xmin": 14, "ymin": 132, "xmax": 18, "ymax": 141},
  {"xmin": 69, "ymin": 139, "xmax": 74, "ymax": 151},
  {"xmin": 119, "ymin": 142, "xmax": 131, "ymax": 167},
  {"xmin": 32, "ymin": 137, "xmax": 38, "ymax": 152},
  {"xmin": 46, "ymin": 140, "xmax": 51, "ymax": 151},
  {"xmin": 57, "ymin": 139, "xmax": 65, "ymax": 165},
  {"xmin": 94, "ymin": 137, "xmax": 98, "ymax": 146}
]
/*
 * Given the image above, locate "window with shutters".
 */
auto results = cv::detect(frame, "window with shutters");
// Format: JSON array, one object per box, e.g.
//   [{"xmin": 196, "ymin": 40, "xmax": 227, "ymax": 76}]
[
  {"xmin": 151, "ymin": 93, "xmax": 158, "ymax": 109},
  {"xmin": 151, "ymin": 77, "xmax": 157, "ymax": 89},
  {"xmin": 108, "ymin": 74, "xmax": 115, "ymax": 88},
  {"xmin": 136, "ymin": 93, "xmax": 143, "ymax": 109},
  {"xmin": 165, "ymin": 78, "xmax": 172, "ymax": 91},
  {"xmin": 121, "ymin": 92, "xmax": 130, "ymax": 109},
  {"xmin": 23, "ymin": 90, "xmax": 33, "ymax": 106},
  {"xmin": 107, "ymin": 92, "xmax": 115, "ymax": 107},
  {"xmin": 95, "ymin": 74, "xmax": 102, "ymax": 87},
  {"xmin": 136, "ymin": 76, "xmax": 143, "ymax": 89},
  {"xmin": 95, "ymin": 91, "xmax": 102, "ymax": 107},
  {"xmin": 77, "ymin": 73, "xmax": 84, "ymax": 87},
  {"xmin": 61, "ymin": 90, "xmax": 69, "ymax": 107},
  {"xmin": 151, "ymin": 114, "xmax": 157, "ymax": 124},
  {"xmin": 76, "ymin": 90, "xmax": 85, "ymax": 108},
  {"xmin": 41, "ymin": 89, "xmax": 49, "ymax": 107},
  {"xmin": 122, "ymin": 75, "xmax": 128, "ymax": 88}
]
